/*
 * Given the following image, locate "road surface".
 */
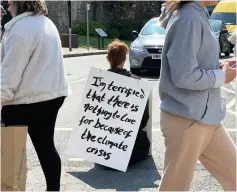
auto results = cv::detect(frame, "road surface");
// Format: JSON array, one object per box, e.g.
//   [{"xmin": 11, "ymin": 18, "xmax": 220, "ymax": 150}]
[{"xmin": 26, "ymin": 54, "xmax": 236, "ymax": 191}]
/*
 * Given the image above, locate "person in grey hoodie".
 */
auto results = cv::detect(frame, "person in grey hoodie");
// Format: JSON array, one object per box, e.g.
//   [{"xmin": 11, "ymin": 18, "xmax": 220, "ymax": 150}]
[{"xmin": 158, "ymin": 1, "xmax": 236, "ymax": 191}]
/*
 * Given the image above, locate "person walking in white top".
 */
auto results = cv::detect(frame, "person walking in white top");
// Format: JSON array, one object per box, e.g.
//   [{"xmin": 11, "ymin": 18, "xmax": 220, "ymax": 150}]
[{"xmin": 1, "ymin": 1, "xmax": 69, "ymax": 191}]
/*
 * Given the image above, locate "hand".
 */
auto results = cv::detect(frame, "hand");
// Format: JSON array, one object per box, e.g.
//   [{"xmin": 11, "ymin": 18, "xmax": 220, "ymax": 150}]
[
  {"xmin": 228, "ymin": 59, "xmax": 237, "ymax": 68},
  {"xmin": 222, "ymin": 63, "xmax": 236, "ymax": 84},
  {"xmin": 220, "ymin": 59, "xmax": 236, "ymax": 69}
]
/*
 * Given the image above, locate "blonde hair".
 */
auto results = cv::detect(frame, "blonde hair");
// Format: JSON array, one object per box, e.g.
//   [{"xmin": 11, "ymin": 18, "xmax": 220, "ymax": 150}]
[{"xmin": 107, "ymin": 39, "xmax": 129, "ymax": 68}]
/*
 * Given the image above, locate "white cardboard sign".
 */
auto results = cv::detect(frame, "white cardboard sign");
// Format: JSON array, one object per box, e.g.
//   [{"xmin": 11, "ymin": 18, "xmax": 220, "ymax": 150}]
[{"xmin": 67, "ymin": 67, "xmax": 152, "ymax": 172}]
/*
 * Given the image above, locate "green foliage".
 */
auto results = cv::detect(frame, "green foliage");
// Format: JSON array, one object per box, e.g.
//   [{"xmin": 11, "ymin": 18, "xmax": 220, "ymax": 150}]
[
  {"xmin": 76, "ymin": 21, "xmax": 108, "ymax": 37},
  {"xmin": 113, "ymin": 20, "xmax": 144, "ymax": 40},
  {"xmin": 119, "ymin": 28, "xmax": 133, "ymax": 41},
  {"xmin": 75, "ymin": 19, "xmax": 145, "ymax": 41},
  {"xmin": 108, "ymin": 28, "xmax": 120, "ymax": 39},
  {"xmin": 78, "ymin": 35, "xmax": 131, "ymax": 49}
]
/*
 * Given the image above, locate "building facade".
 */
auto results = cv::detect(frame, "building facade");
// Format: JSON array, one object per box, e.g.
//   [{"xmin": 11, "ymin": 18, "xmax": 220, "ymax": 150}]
[{"xmin": 46, "ymin": 1, "xmax": 162, "ymax": 33}]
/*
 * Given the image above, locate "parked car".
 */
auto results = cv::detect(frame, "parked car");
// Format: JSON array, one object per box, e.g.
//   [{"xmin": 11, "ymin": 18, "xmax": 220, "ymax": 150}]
[
  {"xmin": 209, "ymin": 19, "xmax": 231, "ymax": 57},
  {"xmin": 129, "ymin": 17, "xmax": 165, "ymax": 74}
]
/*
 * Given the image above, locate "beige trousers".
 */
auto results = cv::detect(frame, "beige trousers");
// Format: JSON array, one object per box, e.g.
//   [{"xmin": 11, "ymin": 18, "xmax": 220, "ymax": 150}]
[{"xmin": 158, "ymin": 111, "xmax": 236, "ymax": 191}]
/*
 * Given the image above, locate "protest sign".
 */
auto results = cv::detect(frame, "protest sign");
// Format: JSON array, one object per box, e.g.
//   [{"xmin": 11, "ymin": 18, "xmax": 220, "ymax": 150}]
[{"xmin": 67, "ymin": 67, "xmax": 152, "ymax": 172}]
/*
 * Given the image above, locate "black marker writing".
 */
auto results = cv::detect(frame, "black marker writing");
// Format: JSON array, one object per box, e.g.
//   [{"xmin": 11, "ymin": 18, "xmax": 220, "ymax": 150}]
[
  {"xmin": 86, "ymin": 147, "xmax": 111, "ymax": 160},
  {"xmin": 94, "ymin": 118, "xmax": 133, "ymax": 139},
  {"xmin": 84, "ymin": 103, "xmax": 120, "ymax": 120},
  {"xmin": 91, "ymin": 77, "xmax": 145, "ymax": 99},
  {"xmin": 91, "ymin": 76, "xmax": 106, "ymax": 92},
  {"xmin": 79, "ymin": 116, "xmax": 94, "ymax": 126},
  {"xmin": 81, "ymin": 128, "xmax": 128, "ymax": 151},
  {"xmin": 86, "ymin": 89, "xmax": 106, "ymax": 103},
  {"xmin": 130, "ymin": 104, "xmax": 139, "ymax": 112},
  {"xmin": 107, "ymin": 95, "xmax": 130, "ymax": 108},
  {"xmin": 84, "ymin": 103, "xmax": 136, "ymax": 124},
  {"xmin": 108, "ymin": 81, "xmax": 144, "ymax": 98},
  {"xmin": 120, "ymin": 113, "xmax": 136, "ymax": 124}
]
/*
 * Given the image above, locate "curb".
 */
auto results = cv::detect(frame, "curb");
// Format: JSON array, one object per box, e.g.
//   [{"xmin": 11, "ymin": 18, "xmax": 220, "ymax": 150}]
[{"xmin": 63, "ymin": 50, "xmax": 107, "ymax": 58}]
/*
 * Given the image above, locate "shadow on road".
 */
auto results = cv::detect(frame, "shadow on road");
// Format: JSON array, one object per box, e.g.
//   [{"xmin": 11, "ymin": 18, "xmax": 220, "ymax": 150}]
[
  {"xmin": 68, "ymin": 156, "xmax": 160, "ymax": 191},
  {"xmin": 135, "ymin": 70, "xmax": 160, "ymax": 81}
]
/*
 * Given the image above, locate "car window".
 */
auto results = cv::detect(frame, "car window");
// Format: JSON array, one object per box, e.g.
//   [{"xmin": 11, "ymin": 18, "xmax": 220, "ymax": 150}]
[
  {"xmin": 210, "ymin": 21, "xmax": 220, "ymax": 32},
  {"xmin": 141, "ymin": 20, "xmax": 165, "ymax": 35},
  {"xmin": 210, "ymin": 13, "xmax": 236, "ymax": 25}
]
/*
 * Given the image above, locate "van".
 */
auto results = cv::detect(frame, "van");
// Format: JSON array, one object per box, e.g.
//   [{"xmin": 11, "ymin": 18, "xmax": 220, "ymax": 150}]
[{"xmin": 211, "ymin": 0, "xmax": 236, "ymax": 33}]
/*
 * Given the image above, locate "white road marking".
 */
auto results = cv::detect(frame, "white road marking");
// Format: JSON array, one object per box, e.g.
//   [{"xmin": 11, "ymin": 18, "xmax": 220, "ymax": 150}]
[
  {"xmin": 68, "ymin": 84, "xmax": 73, "ymax": 95},
  {"xmin": 71, "ymin": 78, "xmax": 87, "ymax": 84},
  {"xmin": 68, "ymin": 158, "xmax": 85, "ymax": 162},
  {"xmin": 226, "ymin": 98, "xmax": 236, "ymax": 109},
  {"xmin": 227, "ymin": 109, "xmax": 236, "ymax": 116},
  {"xmin": 55, "ymin": 127, "xmax": 73, "ymax": 131},
  {"xmin": 221, "ymin": 87, "xmax": 235, "ymax": 94},
  {"xmin": 55, "ymin": 128, "xmax": 236, "ymax": 132},
  {"xmin": 229, "ymin": 82, "xmax": 236, "ymax": 91}
]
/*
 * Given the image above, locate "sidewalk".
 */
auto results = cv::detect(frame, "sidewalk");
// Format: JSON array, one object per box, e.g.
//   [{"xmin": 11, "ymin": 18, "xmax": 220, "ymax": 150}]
[{"xmin": 62, "ymin": 47, "xmax": 107, "ymax": 58}]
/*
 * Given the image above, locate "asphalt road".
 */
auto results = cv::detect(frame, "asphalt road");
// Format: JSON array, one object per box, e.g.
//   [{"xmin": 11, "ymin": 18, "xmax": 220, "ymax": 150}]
[{"xmin": 26, "ymin": 54, "xmax": 236, "ymax": 191}]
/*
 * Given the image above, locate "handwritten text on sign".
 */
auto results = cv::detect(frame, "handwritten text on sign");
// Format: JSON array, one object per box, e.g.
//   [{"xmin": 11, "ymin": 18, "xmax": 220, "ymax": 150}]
[{"xmin": 67, "ymin": 67, "xmax": 151, "ymax": 172}]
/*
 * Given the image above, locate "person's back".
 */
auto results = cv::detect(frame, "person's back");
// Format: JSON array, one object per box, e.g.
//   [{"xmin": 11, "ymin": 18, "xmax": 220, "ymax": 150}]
[
  {"xmin": 107, "ymin": 67, "xmax": 150, "ymax": 165},
  {"xmin": 95, "ymin": 40, "xmax": 150, "ymax": 169},
  {"xmin": 1, "ymin": 13, "xmax": 68, "ymax": 105}
]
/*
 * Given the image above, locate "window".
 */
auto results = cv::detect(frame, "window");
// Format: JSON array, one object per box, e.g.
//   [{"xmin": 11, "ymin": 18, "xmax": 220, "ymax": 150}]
[
  {"xmin": 210, "ymin": 13, "xmax": 236, "ymax": 25},
  {"xmin": 210, "ymin": 21, "xmax": 221, "ymax": 32},
  {"xmin": 141, "ymin": 20, "xmax": 165, "ymax": 35}
]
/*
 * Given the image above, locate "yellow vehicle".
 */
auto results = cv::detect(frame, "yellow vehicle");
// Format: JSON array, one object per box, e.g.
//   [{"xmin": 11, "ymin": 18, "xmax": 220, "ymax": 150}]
[{"xmin": 210, "ymin": 0, "xmax": 236, "ymax": 33}]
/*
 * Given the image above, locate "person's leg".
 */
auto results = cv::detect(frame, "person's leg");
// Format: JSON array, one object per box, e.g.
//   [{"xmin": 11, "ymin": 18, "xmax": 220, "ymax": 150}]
[
  {"xmin": 1, "ymin": 104, "xmax": 28, "ymax": 126},
  {"xmin": 1, "ymin": 105, "xmax": 28, "ymax": 190},
  {"xmin": 2, "ymin": 97, "xmax": 65, "ymax": 191},
  {"xmin": 27, "ymin": 97, "xmax": 65, "ymax": 191},
  {"xmin": 199, "ymin": 124, "xmax": 236, "ymax": 191},
  {"xmin": 158, "ymin": 111, "xmax": 215, "ymax": 191}
]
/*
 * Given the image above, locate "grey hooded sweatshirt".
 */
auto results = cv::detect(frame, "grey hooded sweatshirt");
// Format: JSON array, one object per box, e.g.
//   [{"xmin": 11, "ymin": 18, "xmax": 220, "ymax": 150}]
[{"xmin": 159, "ymin": 2, "xmax": 226, "ymax": 125}]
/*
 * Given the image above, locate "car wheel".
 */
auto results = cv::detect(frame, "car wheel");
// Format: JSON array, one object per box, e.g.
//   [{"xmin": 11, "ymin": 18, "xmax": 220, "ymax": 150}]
[
  {"xmin": 225, "ymin": 44, "xmax": 231, "ymax": 57},
  {"xmin": 130, "ymin": 68, "xmax": 140, "ymax": 75}
]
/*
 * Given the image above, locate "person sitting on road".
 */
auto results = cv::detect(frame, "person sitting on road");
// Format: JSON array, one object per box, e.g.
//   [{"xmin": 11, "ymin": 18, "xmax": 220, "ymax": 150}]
[
  {"xmin": 97, "ymin": 40, "xmax": 151, "ymax": 169},
  {"xmin": 109, "ymin": 40, "xmax": 151, "ymax": 166}
]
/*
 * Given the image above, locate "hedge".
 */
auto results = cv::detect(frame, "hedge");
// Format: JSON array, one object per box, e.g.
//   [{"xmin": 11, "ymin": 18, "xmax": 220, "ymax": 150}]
[
  {"xmin": 78, "ymin": 35, "xmax": 131, "ymax": 49},
  {"xmin": 75, "ymin": 20, "xmax": 143, "ymax": 41},
  {"xmin": 76, "ymin": 21, "xmax": 108, "ymax": 37}
]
